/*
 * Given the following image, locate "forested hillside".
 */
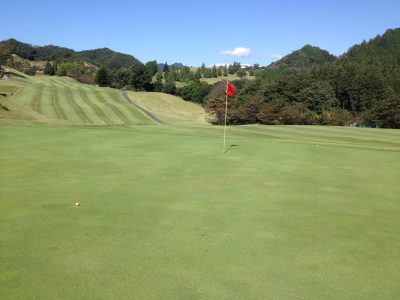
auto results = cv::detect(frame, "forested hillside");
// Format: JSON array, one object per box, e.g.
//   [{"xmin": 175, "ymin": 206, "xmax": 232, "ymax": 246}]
[
  {"xmin": 206, "ymin": 28, "xmax": 400, "ymax": 128},
  {"xmin": 77, "ymin": 48, "xmax": 142, "ymax": 70},
  {"xmin": 268, "ymin": 44, "xmax": 337, "ymax": 71}
]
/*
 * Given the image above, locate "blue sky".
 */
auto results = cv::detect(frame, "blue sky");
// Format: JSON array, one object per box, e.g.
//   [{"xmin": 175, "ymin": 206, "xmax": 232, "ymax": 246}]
[{"xmin": 1, "ymin": 0, "xmax": 399, "ymax": 66}]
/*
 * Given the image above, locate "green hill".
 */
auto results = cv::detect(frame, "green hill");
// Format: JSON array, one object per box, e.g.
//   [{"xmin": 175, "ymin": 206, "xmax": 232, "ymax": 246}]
[
  {"xmin": 330, "ymin": 27, "xmax": 400, "ymax": 118},
  {"xmin": 269, "ymin": 44, "xmax": 337, "ymax": 71},
  {"xmin": 77, "ymin": 48, "xmax": 142, "ymax": 70},
  {"xmin": 1, "ymin": 38, "xmax": 75, "ymax": 61},
  {"xmin": 0, "ymin": 39, "xmax": 142, "ymax": 70},
  {"xmin": 343, "ymin": 28, "xmax": 400, "ymax": 65}
]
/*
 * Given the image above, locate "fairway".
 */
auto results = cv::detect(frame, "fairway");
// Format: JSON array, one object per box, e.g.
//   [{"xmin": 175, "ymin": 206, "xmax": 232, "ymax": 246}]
[
  {"xmin": 0, "ymin": 74, "xmax": 208, "ymax": 126},
  {"xmin": 1, "ymin": 124, "xmax": 400, "ymax": 299}
]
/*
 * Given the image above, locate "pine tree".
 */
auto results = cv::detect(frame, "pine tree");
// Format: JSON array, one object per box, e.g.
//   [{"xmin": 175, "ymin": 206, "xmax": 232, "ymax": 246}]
[
  {"xmin": 163, "ymin": 62, "xmax": 169, "ymax": 73},
  {"xmin": 212, "ymin": 65, "xmax": 218, "ymax": 77},
  {"xmin": 200, "ymin": 63, "xmax": 206, "ymax": 76},
  {"xmin": 0, "ymin": 44, "xmax": 11, "ymax": 67},
  {"xmin": 95, "ymin": 67, "xmax": 109, "ymax": 87},
  {"xmin": 217, "ymin": 66, "xmax": 223, "ymax": 77},
  {"xmin": 195, "ymin": 68, "xmax": 202, "ymax": 80}
]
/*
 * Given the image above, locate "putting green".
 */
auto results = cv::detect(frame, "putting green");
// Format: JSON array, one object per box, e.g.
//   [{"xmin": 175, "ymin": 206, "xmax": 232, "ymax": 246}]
[{"xmin": 1, "ymin": 124, "xmax": 399, "ymax": 299}]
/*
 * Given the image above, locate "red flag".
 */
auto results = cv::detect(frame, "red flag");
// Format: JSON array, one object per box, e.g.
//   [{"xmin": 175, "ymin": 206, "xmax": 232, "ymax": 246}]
[{"xmin": 225, "ymin": 82, "xmax": 236, "ymax": 97}]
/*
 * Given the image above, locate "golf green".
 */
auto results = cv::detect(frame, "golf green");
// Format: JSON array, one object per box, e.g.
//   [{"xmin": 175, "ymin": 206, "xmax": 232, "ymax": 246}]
[{"xmin": 1, "ymin": 124, "xmax": 399, "ymax": 299}]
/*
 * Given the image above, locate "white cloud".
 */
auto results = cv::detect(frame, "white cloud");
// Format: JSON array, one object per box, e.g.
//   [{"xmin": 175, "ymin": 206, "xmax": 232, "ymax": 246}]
[
  {"xmin": 264, "ymin": 53, "xmax": 283, "ymax": 61},
  {"xmin": 220, "ymin": 47, "xmax": 251, "ymax": 57}
]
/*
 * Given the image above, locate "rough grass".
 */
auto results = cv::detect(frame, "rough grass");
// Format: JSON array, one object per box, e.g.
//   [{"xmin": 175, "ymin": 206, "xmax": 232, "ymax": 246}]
[{"xmin": 1, "ymin": 124, "xmax": 399, "ymax": 299}]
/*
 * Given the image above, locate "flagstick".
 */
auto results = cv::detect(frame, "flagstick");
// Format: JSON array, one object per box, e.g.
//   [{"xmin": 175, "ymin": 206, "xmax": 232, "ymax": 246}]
[{"xmin": 223, "ymin": 90, "xmax": 228, "ymax": 154}]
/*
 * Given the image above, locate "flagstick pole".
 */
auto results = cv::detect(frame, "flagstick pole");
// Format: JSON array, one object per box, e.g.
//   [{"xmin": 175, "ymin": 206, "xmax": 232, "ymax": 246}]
[{"xmin": 223, "ymin": 87, "xmax": 228, "ymax": 154}]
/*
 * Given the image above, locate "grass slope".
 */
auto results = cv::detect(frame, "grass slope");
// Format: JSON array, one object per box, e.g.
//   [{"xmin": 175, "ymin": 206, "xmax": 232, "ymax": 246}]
[
  {"xmin": 0, "ymin": 75, "xmax": 158, "ymax": 125},
  {"xmin": 126, "ymin": 91, "xmax": 208, "ymax": 124},
  {"xmin": 1, "ymin": 124, "xmax": 399, "ymax": 299},
  {"xmin": 0, "ymin": 74, "xmax": 209, "ymax": 126}
]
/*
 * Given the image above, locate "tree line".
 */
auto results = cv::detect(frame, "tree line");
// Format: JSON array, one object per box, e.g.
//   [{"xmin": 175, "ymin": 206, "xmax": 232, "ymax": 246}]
[
  {"xmin": 205, "ymin": 29, "xmax": 400, "ymax": 128},
  {"xmin": 2, "ymin": 29, "xmax": 400, "ymax": 128}
]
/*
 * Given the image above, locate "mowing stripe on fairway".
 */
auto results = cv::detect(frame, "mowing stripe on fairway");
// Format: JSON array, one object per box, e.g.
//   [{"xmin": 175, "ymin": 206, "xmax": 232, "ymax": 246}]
[
  {"xmin": 31, "ymin": 84, "xmax": 43, "ymax": 113},
  {"xmin": 49, "ymin": 77, "xmax": 80, "ymax": 89},
  {"xmin": 106, "ymin": 91, "xmax": 154, "ymax": 124},
  {"xmin": 39, "ymin": 86, "xmax": 56, "ymax": 118},
  {"xmin": 92, "ymin": 90, "xmax": 133, "ymax": 125},
  {"xmin": 64, "ymin": 87, "xmax": 93, "ymax": 124},
  {"xmin": 48, "ymin": 78, "xmax": 68, "ymax": 89},
  {"xmin": 50, "ymin": 87, "xmax": 68, "ymax": 120},
  {"xmin": 78, "ymin": 89, "xmax": 114, "ymax": 125},
  {"xmin": 57, "ymin": 88, "xmax": 82, "ymax": 123}
]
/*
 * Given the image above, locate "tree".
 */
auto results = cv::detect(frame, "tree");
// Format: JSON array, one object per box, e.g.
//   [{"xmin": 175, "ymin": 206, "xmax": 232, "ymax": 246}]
[
  {"xmin": 24, "ymin": 66, "xmax": 37, "ymax": 76},
  {"xmin": 130, "ymin": 63, "xmax": 152, "ymax": 91},
  {"xmin": 109, "ymin": 68, "xmax": 130, "ymax": 89},
  {"xmin": 95, "ymin": 67, "xmax": 110, "ymax": 87},
  {"xmin": 0, "ymin": 43, "xmax": 11, "ymax": 67},
  {"xmin": 194, "ymin": 68, "xmax": 202, "ymax": 80},
  {"xmin": 154, "ymin": 79, "xmax": 163, "ymax": 92},
  {"xmin": 164, "ymin": 70, "xmax": 176, "ymax": 82},
  {"xmin": 217, "ymin": 66, "xmax": 223, "ymax": 77},
  {"xmin": 155, "ymin": 72, "xmax": 163, "ymax": 81},
  {"xmin": 162, "ymin": 81, "xmax": 176, "ymax": 94},
  {"xmin": 43, "ymin": 61, "xmax": 55, "ymax": 76},
  {"xmin": 228, "ymin": 64, "xmax": 235, "ymax": 74},
  {"xmin": 204, "ymin": 68, "xmax": 212, "ymax": 78},
  {"xmin": 56, "ymin": 62, "xmax": 67, "ymax": 76},
  {"xmin": 223, "ymin": 65, "xmax": 228, "ymax": 76},
  {"xmin": 178, "ymin": 80, "xmax": 211, "ymax": 103},
  {"xmin": 212, "ymin": 65, "xmax": 218, "ymax": 77},
  {"xmin": 205, "ymin": 81, "xmax": 232, "ymax": 124},
  {"xmin": 179, "ymin": 67, "xmax": 192, "ymax": 82},
  {"xmin": 232, "ymin": 62, "xmax": 241, "ymax": 73},
  {"xmin": 237, "ymin": 69, "xmax": 247, "ymax": 79},
  {"xmin": 163, "ymin": 62, "xmax": 169, "ymax": 73},
  {"xmin": 145, "ymin": 60, "xmax": 158, "ymax": 77},
  {"xmin": 367, "ymin": 95, "xmax": 400, "ymax": 128},
  {"xmin": 296, "ymin": 80, "xmax": 338, "ymax": 113},
  {"xmin": 200, "ymin": 63, "xmax": 206, "ymax": 76}
]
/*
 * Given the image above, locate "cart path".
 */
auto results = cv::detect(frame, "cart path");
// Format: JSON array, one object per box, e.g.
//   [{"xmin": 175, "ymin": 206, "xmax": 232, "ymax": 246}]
[{"xmin": 122, "ymin": 91, "xmax": 165, "ymax": 124}]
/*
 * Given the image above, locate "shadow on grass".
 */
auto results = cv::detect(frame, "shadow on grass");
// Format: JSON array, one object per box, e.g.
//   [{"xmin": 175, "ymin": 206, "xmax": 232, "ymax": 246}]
[{"xmin": 225, "ymin": 144, "xmax": 239, "ymax": 153}]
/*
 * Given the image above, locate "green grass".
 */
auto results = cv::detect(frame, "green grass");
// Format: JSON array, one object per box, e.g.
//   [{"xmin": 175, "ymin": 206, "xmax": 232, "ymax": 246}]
[
  {"xmin": 0, "ymin": 85, "xmax": 19, "ymax": 96},
  {"xmin": 1, "ymin": 124, "xmax": 400, "ymax": 299},
  {"xmin": 50, "ymin": 87, "xmax": 68, "ymax": 120},
  {"xmin": 126, "ymin": 91, "xmax": 208, "ymax": 124},
  {"xmin": 1, "ymin": 67, "xmax": 31, "ymax": 79},
  {"xmin": 0, "ymin": 74, "xmax": 208, "ymax": 126}
]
